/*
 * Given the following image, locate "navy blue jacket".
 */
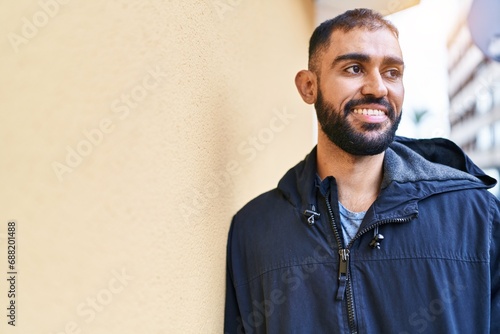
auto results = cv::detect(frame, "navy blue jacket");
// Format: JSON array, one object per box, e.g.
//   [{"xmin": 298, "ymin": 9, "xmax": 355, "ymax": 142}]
[{"xmin": 225, "ymin": 137, "xmax": 500, "ymax": 334}]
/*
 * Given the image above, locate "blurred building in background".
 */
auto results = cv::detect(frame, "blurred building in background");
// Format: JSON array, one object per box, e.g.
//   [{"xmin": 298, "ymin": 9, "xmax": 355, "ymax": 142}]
[{"xmin": 447, "ymin": 4, "xmax": 500, "ymax": 196}]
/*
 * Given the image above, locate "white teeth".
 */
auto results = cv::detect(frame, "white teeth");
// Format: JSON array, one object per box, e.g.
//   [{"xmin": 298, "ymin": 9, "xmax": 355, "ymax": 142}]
[{"xmin": 353, "ymin": 108, "xmax": 385, "ymax": 116}]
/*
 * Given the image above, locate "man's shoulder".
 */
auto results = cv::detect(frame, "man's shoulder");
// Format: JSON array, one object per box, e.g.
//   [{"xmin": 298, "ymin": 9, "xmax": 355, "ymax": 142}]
[
  {"xmin": 234, "ymin": 187, "xmax": 291, "ymax": 221},
  {"xmin": 233, "ymin": 149, "xmax": 315, "ymax": 224},
  {"xmin": 229, "ymin": 183, "xmax": 306, "ymax": 239}
]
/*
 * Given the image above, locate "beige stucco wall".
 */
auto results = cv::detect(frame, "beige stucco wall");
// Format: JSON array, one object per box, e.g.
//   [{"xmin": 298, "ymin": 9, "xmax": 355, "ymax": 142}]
[{"xmin": 0, "ymin": 0, "xmax": 314, "ymax": 333}]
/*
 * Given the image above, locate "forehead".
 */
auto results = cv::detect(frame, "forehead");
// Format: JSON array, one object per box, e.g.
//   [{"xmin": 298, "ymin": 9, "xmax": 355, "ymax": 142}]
[{"xmin": 324, "ymin": 27, "xmax": 403, "ymax": 64}]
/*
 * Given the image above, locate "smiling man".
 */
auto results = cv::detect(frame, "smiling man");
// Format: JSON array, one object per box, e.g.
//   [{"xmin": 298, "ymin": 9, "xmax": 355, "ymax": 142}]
[{"xmin": 225, "ymin": 9, "xmax": 500, "ymax": 334}]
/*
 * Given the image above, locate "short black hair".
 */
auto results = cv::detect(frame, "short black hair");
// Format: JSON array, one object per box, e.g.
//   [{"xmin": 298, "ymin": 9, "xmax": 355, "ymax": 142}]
[{"xmin": 308, "ymin": 8, "xmax": 399, "ymax": 72}]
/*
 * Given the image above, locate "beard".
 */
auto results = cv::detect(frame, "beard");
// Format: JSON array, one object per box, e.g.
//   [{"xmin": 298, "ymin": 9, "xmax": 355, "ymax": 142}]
[{"xmin": 315, "ymin": 89, "xmax": 402, "ymax": 156}]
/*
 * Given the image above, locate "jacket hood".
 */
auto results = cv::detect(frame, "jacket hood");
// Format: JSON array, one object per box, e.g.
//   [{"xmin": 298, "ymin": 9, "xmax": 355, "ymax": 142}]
[
  {"xmin": 277, "ymin": 136, "xmax": 497, "ymax": 217},
  {"xmin": 383, "ymin": 136, "xmax": 496, "ymax": 188}
]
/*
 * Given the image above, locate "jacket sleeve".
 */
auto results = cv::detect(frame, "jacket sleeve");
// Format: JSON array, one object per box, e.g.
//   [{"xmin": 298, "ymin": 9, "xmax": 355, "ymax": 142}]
[
  {"xmin": 224, "ymin": 218, "xmax": 244, "ymax": 334},
  {"xmin": 491, "ymin": 195, "xmax": 500, "ymax": 333}
]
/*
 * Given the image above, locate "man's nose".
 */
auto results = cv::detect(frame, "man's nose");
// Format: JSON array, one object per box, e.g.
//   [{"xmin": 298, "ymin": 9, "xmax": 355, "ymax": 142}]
[{"xmin": 361, "ymin": 71, "xmax": 388, "ymax": 98}]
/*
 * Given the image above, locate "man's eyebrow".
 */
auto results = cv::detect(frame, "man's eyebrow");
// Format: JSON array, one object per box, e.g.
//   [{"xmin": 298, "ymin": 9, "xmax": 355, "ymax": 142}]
[
  {"xmin": 332, "ymin": 53, "xmax": 405, "ymax": 67},
  {"xmin": 332, "ymin": 53, "xmax": 370, "ymax": 66},
  {"xmin": 382, "ymin": 55, "xmax": 405, "ymax": 66}
]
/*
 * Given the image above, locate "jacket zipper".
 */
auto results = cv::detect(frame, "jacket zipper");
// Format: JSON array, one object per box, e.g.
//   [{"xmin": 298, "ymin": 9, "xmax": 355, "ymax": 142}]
[
  {"xmin": 324, "ymin": 194, "xmax": 357, "ymax": 334},
  {"xmin": 324, "ymin": 191, "xmax": 416, "ymax": 334}
]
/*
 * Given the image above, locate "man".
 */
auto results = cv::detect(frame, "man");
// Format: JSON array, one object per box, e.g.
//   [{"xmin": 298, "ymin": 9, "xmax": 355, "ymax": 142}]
[{"xmin": 225, "ymin": 8, "xmax": 499, "ymax": 334}]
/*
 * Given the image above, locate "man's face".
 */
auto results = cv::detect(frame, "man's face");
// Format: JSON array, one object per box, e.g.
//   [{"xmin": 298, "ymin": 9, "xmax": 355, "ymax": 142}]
[{"xmin": 314, "ymin": 27, "xmax": 405, "ymax": 156}]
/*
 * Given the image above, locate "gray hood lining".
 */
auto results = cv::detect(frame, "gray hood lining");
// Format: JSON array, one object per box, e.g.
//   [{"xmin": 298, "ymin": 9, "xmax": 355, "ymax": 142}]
[{"xmin": 381, "ymin": 142, "xmax": 481, "ymax": 189}]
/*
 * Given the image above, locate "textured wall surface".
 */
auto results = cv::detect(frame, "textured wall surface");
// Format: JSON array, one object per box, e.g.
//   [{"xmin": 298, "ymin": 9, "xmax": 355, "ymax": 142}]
[{"xmin": 0, "ymin": 0, "xmax": 314, "ymax": 333}]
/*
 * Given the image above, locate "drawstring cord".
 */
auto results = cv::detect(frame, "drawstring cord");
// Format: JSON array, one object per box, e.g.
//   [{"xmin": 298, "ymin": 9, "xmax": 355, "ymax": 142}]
[
  {"xmin": 369, "ymin": 226, "xmax": 385, "ymax": 249},
  {"xmin": 303, "ymin": 205, "xmax": 320, "ymax": 226}
]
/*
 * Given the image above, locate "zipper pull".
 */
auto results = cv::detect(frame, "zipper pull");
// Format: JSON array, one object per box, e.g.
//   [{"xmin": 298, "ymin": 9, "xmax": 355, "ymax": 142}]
[{"xmin": 336, "ymin": 248, "xmax": 350, "ymax": 300}]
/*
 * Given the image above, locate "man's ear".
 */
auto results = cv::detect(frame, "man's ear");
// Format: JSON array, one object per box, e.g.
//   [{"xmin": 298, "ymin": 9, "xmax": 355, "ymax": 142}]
[{"xmin": 295, "ymin": 70, "xmax": 317, "ymax": 105}]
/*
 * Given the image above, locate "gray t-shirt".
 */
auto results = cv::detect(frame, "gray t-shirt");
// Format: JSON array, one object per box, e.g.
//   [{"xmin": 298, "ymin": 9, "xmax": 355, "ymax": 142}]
[{"xmin": 338, "ymin": 202, "xmax": 366, "ymax": 246}]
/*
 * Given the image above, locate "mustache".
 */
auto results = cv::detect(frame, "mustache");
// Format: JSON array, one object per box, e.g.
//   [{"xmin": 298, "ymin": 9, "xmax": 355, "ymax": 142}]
[{"xmin": 344, "ymin": 97, "xmax": 395, "ymax": 118}]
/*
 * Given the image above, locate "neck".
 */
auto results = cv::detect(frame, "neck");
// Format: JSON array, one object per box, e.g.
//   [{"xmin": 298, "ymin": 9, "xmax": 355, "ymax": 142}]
[{"xmin": 317, "ymin": 130, "xmax": 385, "ymax": 212}]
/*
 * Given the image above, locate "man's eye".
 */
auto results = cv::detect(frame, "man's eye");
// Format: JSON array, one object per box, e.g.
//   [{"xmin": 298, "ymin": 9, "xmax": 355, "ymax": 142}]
[
  {"xmin": 346, "ymin": 65, "xmax": 361, "ymax": 74},
  {"xmin": 385, "ymin": 69, "xmax": 401, "ymax": 79}
]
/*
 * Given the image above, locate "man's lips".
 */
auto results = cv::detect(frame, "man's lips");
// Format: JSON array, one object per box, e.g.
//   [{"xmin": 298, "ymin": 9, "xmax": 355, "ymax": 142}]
[{"xmin": 344, "ymin": 98, "xmax": 393, "ymax": 121}]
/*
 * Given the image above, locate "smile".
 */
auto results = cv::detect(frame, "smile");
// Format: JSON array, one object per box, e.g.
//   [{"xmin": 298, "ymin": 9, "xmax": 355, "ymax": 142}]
[{"xmin": 352, "ymin": 108, "xmax": 386, "ymax": 116}]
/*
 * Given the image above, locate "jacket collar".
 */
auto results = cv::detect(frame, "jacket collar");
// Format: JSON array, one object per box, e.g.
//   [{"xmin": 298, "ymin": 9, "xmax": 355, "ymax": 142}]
[{"xmin": 277, "ymin": 136, "xmax": 496, "ymax": 223}]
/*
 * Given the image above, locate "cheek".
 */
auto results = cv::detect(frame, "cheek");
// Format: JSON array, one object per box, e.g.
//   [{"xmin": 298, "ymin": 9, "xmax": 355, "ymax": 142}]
[
  {"xmin": 398, "ymin": 86, "xmax": 405, "ymax": 107},
  {"xmin": 390, "ymin": 84, "xmax": 405, "ymax": 109},
  {"xmin": 322, "ymin": 79, "xmax": 358, "ymax": 102}
]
